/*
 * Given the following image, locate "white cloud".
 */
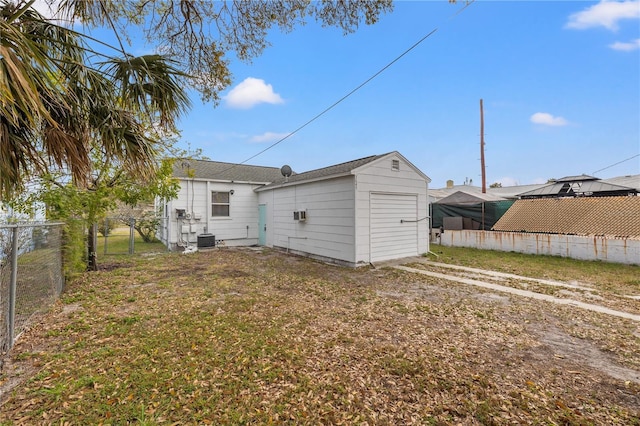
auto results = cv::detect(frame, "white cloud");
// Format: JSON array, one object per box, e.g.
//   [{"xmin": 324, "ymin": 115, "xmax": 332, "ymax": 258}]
[
  {"xmin": 566, "ymin": 0, "xmax": 640, "ymax": 31},
  {"xmin": 530, "ymin": 112, "xmax": 569, "ymax": 127},
  {"xmin": 495, "ymin": 177, "xmax": 519, "ymax": 187},
  {"xmin": 224, "ymin": 77, "xmax": 284, "ymax": 109},
  {"xmin": 249, "ymin": 132, "xmax": 291, "ymax": 143},
  {"xmin": 609, "ymin": 38, "xmax": 640, "ymax": 50}
]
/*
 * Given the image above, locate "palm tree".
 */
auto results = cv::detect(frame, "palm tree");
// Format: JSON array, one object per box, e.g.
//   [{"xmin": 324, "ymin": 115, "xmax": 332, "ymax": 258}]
[
  {"xmin": 2, "ymin": 0, "xmax": 394, "ymax": 270},
  {"xmin": 0, "ymin": 0, "xmax": 190, "ymax": 200}
]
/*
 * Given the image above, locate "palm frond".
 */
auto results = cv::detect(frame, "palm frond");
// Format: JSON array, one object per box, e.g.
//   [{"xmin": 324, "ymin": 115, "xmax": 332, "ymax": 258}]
[
  {"xmin": 1, "ymin": 2, "xmax": 191, "ymax": 199},
  {"xmin": 105, "ymin": 54, "xmax": 191, "ymax": 129}
]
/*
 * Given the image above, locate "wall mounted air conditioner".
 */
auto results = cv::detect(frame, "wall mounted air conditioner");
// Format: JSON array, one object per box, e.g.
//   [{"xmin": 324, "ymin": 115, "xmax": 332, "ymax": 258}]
[{"xmin": 293, "ymin": 210, "xmax": 307, "ymax": 221}]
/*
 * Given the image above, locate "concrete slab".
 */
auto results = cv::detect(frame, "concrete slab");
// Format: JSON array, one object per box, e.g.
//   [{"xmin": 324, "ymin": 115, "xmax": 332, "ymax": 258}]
[{"xmin": 395, "ymin": 265, "xmax": 640, "ymax": 323}]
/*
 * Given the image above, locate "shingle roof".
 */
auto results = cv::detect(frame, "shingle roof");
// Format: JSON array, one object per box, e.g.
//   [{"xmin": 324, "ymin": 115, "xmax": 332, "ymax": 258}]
[
  {"xmin": 172, "ymin": 159, "xmax": 283, "ymax": 183},
  {"xmin": 492, "ymin": 196, "xmax": 640, "ymax": 238},
  {"xmin": 257, "ymin": 153, "xmax": 388, "ymax": 190}
]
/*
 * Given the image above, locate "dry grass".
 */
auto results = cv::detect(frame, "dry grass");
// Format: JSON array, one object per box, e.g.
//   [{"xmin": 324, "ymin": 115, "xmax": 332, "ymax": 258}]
[{"xmin": 1, "ymin": 247, "xmax": 639, "ymax": 425}]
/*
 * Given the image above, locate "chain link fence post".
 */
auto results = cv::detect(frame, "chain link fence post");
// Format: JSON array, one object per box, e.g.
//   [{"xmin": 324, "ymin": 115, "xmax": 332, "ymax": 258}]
[
  {"xmin": 103, "ymin": 217, "xmax": 109, "ymax": 256},
  {"xmin": 129, "ymin": 218, "xmax": 135, "ymax": 255},
  {"xmin": 7, "ymin": 226, "xmax": 18, "ymax": 350}
]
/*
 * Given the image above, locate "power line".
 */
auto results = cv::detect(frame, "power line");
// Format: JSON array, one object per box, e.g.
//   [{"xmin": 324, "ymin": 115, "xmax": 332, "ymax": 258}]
[
  {"xmin": 592, "ymin": 154, "xmax": 640, "ymax": 174},
  {"xmin": 212, "ymin": 0, "xmax": 476, "ymax": 175},
  {"xmin": 239, "ymin": 28, "xmax": 440, "ymax": 165}
]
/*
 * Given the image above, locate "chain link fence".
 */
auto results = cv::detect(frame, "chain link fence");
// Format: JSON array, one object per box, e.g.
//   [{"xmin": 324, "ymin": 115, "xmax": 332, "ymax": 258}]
[
  {"xmin": 1, "ymin": 217, "xmax": 166, "ymax": 355},
  {"xmin": 98, "ymin": 217, "xmax": 168, "ymax": 255},
  {"xmin": 1, "ymin": 222, "xmax": 65, "ymax": 355}
]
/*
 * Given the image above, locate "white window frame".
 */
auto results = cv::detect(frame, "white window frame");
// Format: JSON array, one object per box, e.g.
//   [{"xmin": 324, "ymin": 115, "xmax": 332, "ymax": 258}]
[{"xmin": 211, "ymin": 191, "xmax": 230, "ymax": 217}]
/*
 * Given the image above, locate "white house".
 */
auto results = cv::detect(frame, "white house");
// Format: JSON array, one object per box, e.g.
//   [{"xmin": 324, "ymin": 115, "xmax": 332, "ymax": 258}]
[
  {"xmin": 160, "ymin": 152, "xmax": 430, "ymax": 266},
  {"xmin": 158, "ymin": 160, "xmax": 283, "ymax": 249}
]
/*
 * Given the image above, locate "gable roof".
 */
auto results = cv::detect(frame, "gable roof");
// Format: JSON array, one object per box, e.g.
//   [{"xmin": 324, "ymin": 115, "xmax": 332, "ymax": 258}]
[
  {"xmin": 434, "ymin": 190, "xmax": 506, "ymax": 205},
  {"xmin": 172, "ymin": 152, "xmax": 430, "ymax": 189},
  {"xmin": 256, "ymin": 151, "xmax": 431, "ymax": 191},
  {"xmin": 274, "ymin": 153, "xmax": 384, "ymax": 185},
  {"xmin": 492, "ymin": 196, "xmax": 640, "ymax": 238},
  {"xmin": 255, "ymin": 151, "xmax": 426, "ymax": 191},
  {"xmin": 172, "ymin": 159, "xmax": 283, "ymax": 183}
]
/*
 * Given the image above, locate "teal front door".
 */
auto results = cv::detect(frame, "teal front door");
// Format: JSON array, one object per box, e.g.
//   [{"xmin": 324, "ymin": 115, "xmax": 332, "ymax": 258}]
[{"xmin": 258, "ymin": 204, "xmax": 267, "ymax": 246}]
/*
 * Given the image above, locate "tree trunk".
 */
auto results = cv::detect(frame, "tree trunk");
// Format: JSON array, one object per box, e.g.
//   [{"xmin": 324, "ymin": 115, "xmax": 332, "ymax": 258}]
[{"xmin": 87, "ymin": 223, "xmax": 98, "ymax": 271}]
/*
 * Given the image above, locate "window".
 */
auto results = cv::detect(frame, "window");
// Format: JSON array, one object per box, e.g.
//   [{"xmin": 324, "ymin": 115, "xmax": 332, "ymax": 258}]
[
  {"xmin": 211, "ymin": 191, "xmax": 230, "ymax": 217},
  {"xmin": 391, "ymin": 159, "xmax": 400, "ymax": 171}
]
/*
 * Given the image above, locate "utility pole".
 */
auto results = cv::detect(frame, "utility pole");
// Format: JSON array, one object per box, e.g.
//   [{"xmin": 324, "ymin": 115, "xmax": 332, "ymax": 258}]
[{"xmin": 480, "ymin": 99, "xmax": 487, "ymax": 194}]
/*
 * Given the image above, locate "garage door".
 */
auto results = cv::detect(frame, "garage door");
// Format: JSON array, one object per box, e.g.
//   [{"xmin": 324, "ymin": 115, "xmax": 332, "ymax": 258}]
[{"xmin": 370, "ymin": 193, "xmax": 418, "ymax": 263}]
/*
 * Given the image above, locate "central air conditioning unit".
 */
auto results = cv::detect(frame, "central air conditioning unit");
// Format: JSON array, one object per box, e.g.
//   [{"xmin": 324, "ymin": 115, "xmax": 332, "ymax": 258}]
[{"xmin": 197, "ymin": 233, "xmax": 215, "ymax": 248}]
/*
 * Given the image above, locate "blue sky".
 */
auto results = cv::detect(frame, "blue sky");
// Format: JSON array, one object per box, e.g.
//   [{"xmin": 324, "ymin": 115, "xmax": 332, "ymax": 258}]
[{"xmin": 51, "ymin": 1, "xmax": 640, "ymax": 188}]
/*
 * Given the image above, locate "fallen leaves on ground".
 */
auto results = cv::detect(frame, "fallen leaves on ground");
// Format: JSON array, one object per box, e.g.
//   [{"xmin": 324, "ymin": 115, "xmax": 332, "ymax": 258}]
[{"xmin": 1, "ymin": 248, "xmax": 638, "ymax": 425}]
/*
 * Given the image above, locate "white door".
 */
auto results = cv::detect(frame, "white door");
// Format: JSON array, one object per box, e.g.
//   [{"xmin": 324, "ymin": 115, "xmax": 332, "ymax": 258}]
[{"xmin": 370, "ymin": 193, "xmax": 418, "ymax": 262}]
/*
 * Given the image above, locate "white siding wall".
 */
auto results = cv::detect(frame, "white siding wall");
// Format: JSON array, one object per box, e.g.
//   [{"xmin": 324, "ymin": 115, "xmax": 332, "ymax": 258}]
[
  {"xmin": 258, "ymin": 177, "xmax": 356, "ymax": 264},
  {"xmin": 166, "ymin": 179, "xmax": 262, "ymax": 249},
  {"xmin": 260, "ymin": 191, "xmax": 275, "ymax": 247},
  {"xmin": 354, "ymin": 155, "xmax": 429, "ymax": 263}
]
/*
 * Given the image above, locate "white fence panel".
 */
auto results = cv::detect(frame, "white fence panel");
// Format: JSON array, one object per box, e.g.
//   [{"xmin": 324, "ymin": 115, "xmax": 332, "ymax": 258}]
[{"xmin": 439, "ymin": 230, "xmax": 640, "ymax": 265}]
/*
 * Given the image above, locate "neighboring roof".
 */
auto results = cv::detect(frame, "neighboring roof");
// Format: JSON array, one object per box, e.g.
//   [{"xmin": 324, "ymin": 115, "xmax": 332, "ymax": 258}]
[
  {"xmin": 554, "ymin": 174, "xmax": 598, "ymax": 182},
  {"xmin": 429, "ymin": 185, "xmax": 478, "ymax": 202},
  {"xmin": 429, "ymin": 183, "xmax": 543, "ymax": 202},
  {"xmin": 434, "ymin": 190, "xmax": 506, "ymax": 205},
  {"xmin": 430, "ymin": 174, "xmax": 640, "ymax": 202},
  {"xmin": 172, "ymin": 159, "xmax": 283, "ymax": 183},
  {"xmin": 518, "ymin": 180, "xmax": 636, "ymax": 199},
  {"xmin": 486, "ymin": 183, "xmax": 545, "ymax": 199},
  {"xmin": 492, "ymin": 196, "xmax": 640, "ymax": 238},
  {"xmin": 602, "ymin": 174, "xmax": 640, "ymax": 191}
]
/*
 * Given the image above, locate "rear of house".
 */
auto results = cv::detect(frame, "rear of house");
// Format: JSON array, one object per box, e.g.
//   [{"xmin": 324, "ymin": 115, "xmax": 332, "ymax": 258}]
[
  {"xmin": 256, "ymin": 152, "xmax": 430, "ymax": 266},
  {"xmin": 158, "ymin": 160, "xmax": 283, "ymax": 250}
]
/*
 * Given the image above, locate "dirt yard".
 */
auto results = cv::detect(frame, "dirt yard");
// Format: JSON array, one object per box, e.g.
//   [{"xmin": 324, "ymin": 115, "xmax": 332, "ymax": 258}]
[{"xmin": 1, "ymin": 247, "xmax": 638, "ymax": 424}]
